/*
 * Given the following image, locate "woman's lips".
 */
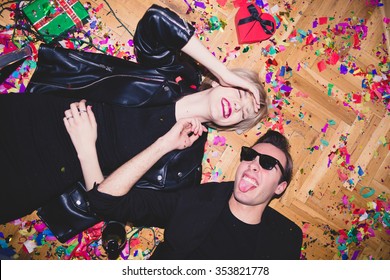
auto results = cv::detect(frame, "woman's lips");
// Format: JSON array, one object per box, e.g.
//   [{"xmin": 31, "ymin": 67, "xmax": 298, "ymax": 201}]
[{"xmin": 221, "ymin": 98, "xmax": 232, "ymax": 118}]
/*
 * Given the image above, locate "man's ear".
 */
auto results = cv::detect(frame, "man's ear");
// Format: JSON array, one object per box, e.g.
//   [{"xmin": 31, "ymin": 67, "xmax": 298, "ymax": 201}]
[{"xmin": 274, "ymin": 181, "xmax": 287, "ymax": 196}]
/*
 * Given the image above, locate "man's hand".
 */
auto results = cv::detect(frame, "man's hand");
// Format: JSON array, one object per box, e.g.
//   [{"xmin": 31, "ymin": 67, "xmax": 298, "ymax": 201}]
[{"xmin": 97, "ymin": 118, "xmax": 207, "ymax": 196}]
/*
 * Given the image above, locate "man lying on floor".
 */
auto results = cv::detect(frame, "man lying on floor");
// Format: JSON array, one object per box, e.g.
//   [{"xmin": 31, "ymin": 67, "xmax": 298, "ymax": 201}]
[{"xmin": 66, "ymin": 101, "xmax": 302, "ymax": 259}]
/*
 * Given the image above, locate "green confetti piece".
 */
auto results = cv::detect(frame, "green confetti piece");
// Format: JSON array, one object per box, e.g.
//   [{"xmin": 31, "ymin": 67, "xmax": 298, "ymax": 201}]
[
  {"xmin": 328, "ymin": 83, "xmax": 334, "ymax": 96},
  {"xmin": 320, "ymin": 139, "xmax": 329, "ymax": 146}
]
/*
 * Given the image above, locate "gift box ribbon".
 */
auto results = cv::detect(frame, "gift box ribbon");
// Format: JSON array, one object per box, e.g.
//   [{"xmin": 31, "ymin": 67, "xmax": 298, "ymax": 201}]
[
  {"xmin": 33, "ymin": 0, "xmax": 84, "ymax": 30},
  {"xmin": 238, "ymin": 4, "xmax": 275, "ymax": 35}
]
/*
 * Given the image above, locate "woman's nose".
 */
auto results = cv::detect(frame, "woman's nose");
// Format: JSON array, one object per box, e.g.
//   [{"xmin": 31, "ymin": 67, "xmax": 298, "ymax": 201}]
[{"xmin": 234, "ymin": 102, "xmax": 242, "ymax": 112}]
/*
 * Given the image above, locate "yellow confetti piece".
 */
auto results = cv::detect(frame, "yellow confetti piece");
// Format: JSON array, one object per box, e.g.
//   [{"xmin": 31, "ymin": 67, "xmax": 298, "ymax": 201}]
[
  {"xmin": 378, "ymin": 136, "xmax": 387, "ymax": 145},
  {"xmin": 364, "ymin": 93, "xmax": 371, "ymax": 102}
]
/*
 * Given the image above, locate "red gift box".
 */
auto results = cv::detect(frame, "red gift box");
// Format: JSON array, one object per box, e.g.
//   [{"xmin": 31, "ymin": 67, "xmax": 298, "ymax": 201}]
[{"xmin": 235, "ymin": 4, "xmax": 276, "ymax": 44}]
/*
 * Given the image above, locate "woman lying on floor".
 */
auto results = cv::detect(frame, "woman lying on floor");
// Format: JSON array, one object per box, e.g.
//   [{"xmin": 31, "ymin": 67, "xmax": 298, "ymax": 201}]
[{"xmin": 0, "ymin": 4, "xmax": 268, "ymax": 224}]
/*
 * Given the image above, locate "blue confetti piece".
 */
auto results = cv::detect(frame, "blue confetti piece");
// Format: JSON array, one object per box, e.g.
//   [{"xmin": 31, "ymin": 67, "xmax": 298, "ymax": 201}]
[
  {"xmin": 340, "ymin": 64, "xmax": 348, "ymax": 74},
  {"xmin": 279, "ymin": 66, "xmax": 286, "ymax": 76},
  {"xmin": 357, "ymin": 166, "xmax": 364, "ymax": 176}
]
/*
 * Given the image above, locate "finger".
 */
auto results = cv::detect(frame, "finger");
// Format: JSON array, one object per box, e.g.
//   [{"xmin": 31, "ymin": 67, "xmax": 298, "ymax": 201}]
[
  {"xmin": 188, "ymin": 133, "xmax": 200, "ymax": 146},
  {"xmin": 190, "ymin": 119, "xmax": 200, "ymax": 135},
  {"xmin": 189, "ymin": 119, "xmax": 197, "ymax": 133},
  {"xmin": 249, "ymin": 83, "xmax": 259, "ymax": 99},
  {"xmin": 195, "ymin": 120, "xmax": 203, "ymax": 135},
  {"xmin": 86, "ymin": 105, "xmax": 96, "ymax": 125},
  {"xmin": 196, "ymin": 123, "xmax": 207, "ymax": 135},
  {"xmin": 253, "ymin": 99, "xmax": 259, "ymax": 113},
  {"xmin": 254, "ymin": 93, "xmax": 260, "ymax": 108},
  {"xmin": 245, "ymin": 83, "xmax": 259, "ymax": 100},
  {"xmin": 250, "ymin": 91, "xmax": 260, "ymax": 113},
  {"xmin": 63, "ymin": 117, "xmax": 71, "ymax": 131},
  {"xmin": 70, "ymin": 102, "xmax": 81, "ymax": 120},
  {"xmin": 64, "ymin": 109, "xmax": 74, "ymax": 121},
  {"xmin": 78, "ymin": 100, "xmax": 88, "ymax": 115},
  {"xmin": 195, "ymin": 119, "xmax": 202, "ymax": 134}
]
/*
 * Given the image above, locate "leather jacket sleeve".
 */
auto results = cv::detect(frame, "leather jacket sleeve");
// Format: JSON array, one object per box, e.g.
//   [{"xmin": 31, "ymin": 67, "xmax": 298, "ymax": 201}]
[{"xmin": 134, "ymin": 4, "xmax": 195, "ymax": 68}]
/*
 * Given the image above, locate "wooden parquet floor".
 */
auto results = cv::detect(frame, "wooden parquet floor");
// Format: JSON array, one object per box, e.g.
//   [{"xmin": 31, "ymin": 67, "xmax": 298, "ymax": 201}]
[{"xmin": 0, "ymin": 0, "xmax": 389, "ymax": 260}]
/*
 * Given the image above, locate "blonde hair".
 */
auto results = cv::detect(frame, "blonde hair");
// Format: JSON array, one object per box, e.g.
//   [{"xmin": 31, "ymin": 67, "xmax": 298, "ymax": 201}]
[{"xmin": 202, "ymin": 68, "xmax": 269, "ymax": 133}]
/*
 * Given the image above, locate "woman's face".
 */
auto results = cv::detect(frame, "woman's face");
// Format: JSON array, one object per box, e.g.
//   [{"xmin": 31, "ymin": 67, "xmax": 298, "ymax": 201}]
[{"xmin": 208, "ymin": 85, "xmax": 258, "ymax": 127}]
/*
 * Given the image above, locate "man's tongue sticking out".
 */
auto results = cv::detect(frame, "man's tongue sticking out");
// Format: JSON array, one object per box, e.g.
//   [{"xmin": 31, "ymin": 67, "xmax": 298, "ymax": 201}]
[{"xmin": 239, "ymin": 175, "xmax": 257, "ymax": 193}]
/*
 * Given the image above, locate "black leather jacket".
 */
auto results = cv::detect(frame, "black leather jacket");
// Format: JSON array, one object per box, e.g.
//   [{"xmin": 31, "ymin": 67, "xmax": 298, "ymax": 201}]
[
  {"xmin": 26, "ymin": 4, "xmax": 202, "ymax": 106},
  {"xmin": 26, "ymin": 4, "xmax": 207, "ymax": 191}
]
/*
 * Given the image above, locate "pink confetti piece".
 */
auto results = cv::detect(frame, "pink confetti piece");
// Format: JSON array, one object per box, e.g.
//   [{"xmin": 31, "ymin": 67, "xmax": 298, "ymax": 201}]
[
  {"xmin": 213, "ymin": 135, "xmax": 226, "ymax": 146},
  {"xmin": 33, "ymin": 222, "xmax": 47, "ymax": 233},
  {"xmin": 342, "ymin": 195, "xmax": 349, "ymax": 206},
  {"xmin": 296, "ymin": 91, "xmax": 309, "ymax": 98},
  {"xmin": 216, "ymin": 0, "xmax": 228, "ymax": 6},
  {"xmin": 319, "ymin": 17, "xmax": 328, "ymax": 25},
  {"xmin": 337, "ymin": 169, "xmax": 349, "ymax": 182},
  {"xmin": 317, "ymin": 59, "xmax": 326, "ymax": 72},
  {"xmin": 328, "ymin": 52, "xmax": 339, "ymax": 65},
  {"xmin": 321, "ymin": 123, "xmax": 329, "ymax": 133},
  {"xmin": 233, "ymin": 0, "xmax": 248, "ymax": 8}
]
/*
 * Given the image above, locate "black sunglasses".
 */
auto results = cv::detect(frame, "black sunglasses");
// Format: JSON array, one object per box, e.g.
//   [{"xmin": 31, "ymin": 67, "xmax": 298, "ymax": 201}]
[{"xmin": 240, "ymin": 146, "xmax": 285, "ymax": 179}]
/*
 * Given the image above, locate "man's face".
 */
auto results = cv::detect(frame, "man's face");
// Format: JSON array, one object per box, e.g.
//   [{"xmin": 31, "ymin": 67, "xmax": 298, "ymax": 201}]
[{"xmin": 233, "ymin": 143, "xmax": 287, "ymax": 207}]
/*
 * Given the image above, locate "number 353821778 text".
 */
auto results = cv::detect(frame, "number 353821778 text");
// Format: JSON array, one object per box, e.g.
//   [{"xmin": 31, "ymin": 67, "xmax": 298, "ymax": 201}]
[{"xmin": 215, "ymin": 266, "xmax": 269, "ymax": 276}]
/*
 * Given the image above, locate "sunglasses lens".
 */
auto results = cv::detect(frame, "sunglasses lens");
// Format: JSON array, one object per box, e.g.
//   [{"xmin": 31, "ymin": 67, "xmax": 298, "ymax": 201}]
[
  {"xmin": 240, "ymin": 147, "xmax": 256, "ymax": 161},
  {"xmin": 241, "ymin": 147, "xmax": 277, "ymax": 170},
  {"xmin": 240, "ymin": 147, "xmax": 285, "ymax": 181},
  {"xmin": 259, "ymin": 155, "xmax": 277, "ymax": 170}
]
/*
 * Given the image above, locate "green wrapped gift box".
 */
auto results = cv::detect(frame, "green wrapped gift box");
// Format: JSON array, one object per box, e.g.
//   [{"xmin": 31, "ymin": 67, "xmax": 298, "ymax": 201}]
[{"xmin": 22, "ymin": 0, "xmax": 89, "ymax": 43}]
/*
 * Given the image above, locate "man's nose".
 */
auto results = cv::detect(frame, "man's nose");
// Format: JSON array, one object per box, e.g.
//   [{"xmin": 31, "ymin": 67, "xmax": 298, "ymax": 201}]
[{"xmin": 248, "ymin": 156, "xmax": 260, "ymax": 172}]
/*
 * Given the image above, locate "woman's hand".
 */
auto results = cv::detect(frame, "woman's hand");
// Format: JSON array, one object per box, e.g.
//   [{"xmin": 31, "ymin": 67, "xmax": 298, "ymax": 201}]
[
  {"xmin": 160, "ymin": 118, "xmax": 208, "ymax": 151},
  {"xmin": 181, "ymin": 36, "xmax": 260, "ymax": 111},
  {"xmin": 214, "ymin": 68, "xmax": 260, "ymax": 112},
  {"xmin": 64, "ymin": 99, "xmax": 104, "ymax": 190},
  {"xmin": 63, "ymin": 99, "xmax": 97, "ymax": 159}
]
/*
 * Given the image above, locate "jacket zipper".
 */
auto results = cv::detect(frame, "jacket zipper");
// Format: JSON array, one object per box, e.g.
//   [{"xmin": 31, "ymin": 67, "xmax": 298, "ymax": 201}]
[
  {"xmin": 37, "ymin": 54, "xmax": 179, "ymax": 90},
  {"xmin": 69, "ymin": 52, "xmax": 114, "ymax": 72},
  {"xmin": 67, "ymin": 52, "xmax": 178, "ymax": 86}
]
